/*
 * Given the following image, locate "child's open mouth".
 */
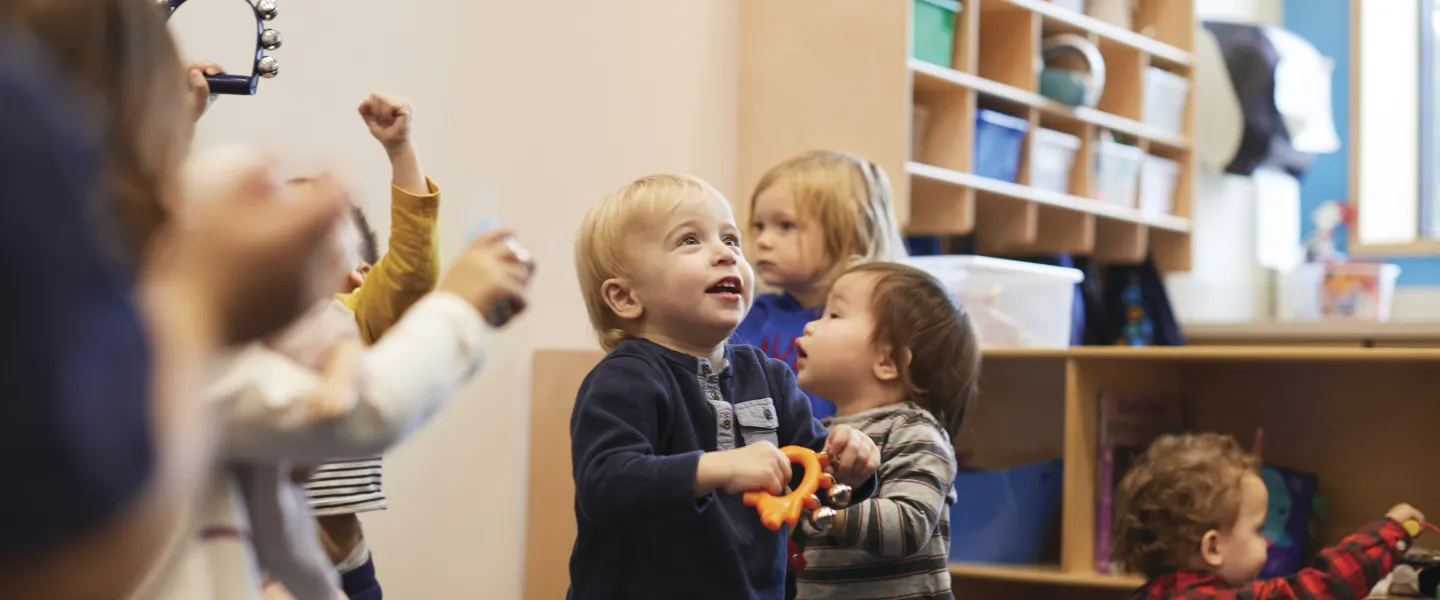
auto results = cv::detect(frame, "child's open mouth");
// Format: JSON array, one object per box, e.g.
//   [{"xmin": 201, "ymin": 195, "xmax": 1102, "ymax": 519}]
[{"xmin": 706, "ymin": 276, "xmax": 743, "ymax": 300}]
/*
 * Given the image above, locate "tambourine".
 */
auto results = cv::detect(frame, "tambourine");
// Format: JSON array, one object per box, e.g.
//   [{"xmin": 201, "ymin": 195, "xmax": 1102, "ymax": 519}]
[
  {"xmin": 743, "ymin": 446, "xmax": 854, "ymax": 532},
  {"xmin": 159, "ymin": 0, "xmax": 283, "ymax": 96}
]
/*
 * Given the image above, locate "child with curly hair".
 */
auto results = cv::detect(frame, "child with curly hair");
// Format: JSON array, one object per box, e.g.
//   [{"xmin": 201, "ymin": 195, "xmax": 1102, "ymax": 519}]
[{"xmin": 1114, "ymin": 432, "xmax": 1422, "ymax": 599}]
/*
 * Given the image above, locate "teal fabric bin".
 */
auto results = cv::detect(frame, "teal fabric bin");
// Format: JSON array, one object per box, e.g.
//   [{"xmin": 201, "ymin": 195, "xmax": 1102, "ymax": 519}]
[{"xmin": 913, "ymin": 0, "xmax": 962, "ymax": 69}]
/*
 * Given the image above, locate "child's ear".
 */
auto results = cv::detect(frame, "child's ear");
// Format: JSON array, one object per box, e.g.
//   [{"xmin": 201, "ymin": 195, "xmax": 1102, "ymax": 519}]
[
  {"xmin": 1199, "ymin": 529, "xmax": 1224, "ymax": 569},
  {"xmin": 602, "ymin": 278, "xmax": 643, "ymax": 321},
  {"xmin": 872, "ymin": 345, "xmax": 906, "ymax": 383}
]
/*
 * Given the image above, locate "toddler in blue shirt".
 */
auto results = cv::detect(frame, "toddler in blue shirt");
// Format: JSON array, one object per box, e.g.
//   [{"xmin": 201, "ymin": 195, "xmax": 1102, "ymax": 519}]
[{"xmin": 736, "ymin": 151, "xmax": 909, "ymax": 419}]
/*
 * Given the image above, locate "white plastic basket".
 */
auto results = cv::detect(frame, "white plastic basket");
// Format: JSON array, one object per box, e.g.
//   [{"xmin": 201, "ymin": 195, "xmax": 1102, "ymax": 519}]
[
  {"xmin": 1094, "ymin": 140, "xmax": 1144, "ymax": 207},
  {"xmin": 1142, "ymin": 66, "xmax": 1189, "ymax": 136},
  {"xmin": 1277, "ymin": 262, "xmax": 1400, "ymax": 322},
  {"xmin": 905, "ymin": 255, "xmax": 1085, "ymax": 348},
  {"xmin": 1030, "ymin": 128, "xmax": 1082, "ymax": 194},
  {"xmin": 1137, "ymin": 154, "xmax": 1180, "ymax": 215}
]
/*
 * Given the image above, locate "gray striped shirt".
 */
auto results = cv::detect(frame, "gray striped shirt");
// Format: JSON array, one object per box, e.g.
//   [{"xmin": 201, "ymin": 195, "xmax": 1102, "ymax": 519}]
[{"xmin": 798, "ymin": 403, "xmax": 957, "ymax": 600}]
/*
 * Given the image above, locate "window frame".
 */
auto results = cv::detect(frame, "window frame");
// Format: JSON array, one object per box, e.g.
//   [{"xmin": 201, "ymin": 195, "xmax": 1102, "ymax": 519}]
[{"xmin": 1350, "ymin": 0, "xmax": 1440, "ymax": 255}]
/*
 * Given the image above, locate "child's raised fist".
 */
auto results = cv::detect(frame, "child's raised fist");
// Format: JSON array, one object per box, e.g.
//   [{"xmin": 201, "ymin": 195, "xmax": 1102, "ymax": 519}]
[
  {"xmin": 824, "ymin": 425, "xmax": 879, "ymax": 488},
  {"xmin": 357, "ymin": 92, "xmax": 414, "ymax": 153}
]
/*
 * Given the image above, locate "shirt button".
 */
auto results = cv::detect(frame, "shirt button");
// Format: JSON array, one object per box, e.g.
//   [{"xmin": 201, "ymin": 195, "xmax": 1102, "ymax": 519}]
[
  {"xmin": 721, "ymin": 418, "xmax": 732, "ymax": 429},
  {"xmin": 763, "ymin": 408, "xmax": 773, "ymax": 420},
  {"xmin": 710, "ymin": 391, "xmax": 720, "ymax": 401}
]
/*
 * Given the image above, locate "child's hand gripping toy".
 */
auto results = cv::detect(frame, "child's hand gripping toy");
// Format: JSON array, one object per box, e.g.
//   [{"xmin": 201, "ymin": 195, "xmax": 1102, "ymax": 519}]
[
  {"xmin": 467, "ymin": 217, "xmax": 535, "ymax": 328},
  {"xmin": 161, "ymin": 0, "xmax": 283, "ymax": 95},
  {"xmin": 743, "ymin": 446, "xmax": 855, "ymax": 532}
]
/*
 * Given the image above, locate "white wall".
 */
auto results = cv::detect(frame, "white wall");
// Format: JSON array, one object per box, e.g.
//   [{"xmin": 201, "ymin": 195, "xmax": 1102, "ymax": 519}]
[{"xmin": 173, "ymin": 1, "xmax": 738, "ymax": 596}]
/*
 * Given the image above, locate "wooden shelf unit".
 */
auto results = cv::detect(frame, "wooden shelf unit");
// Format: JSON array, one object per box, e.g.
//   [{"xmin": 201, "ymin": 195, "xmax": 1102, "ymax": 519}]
[
  {"xmin": 525, "ymin": 347, "xmax": 1440, "ymax": 599},
  {"xmin": 738, "ymin": 0, "xmax": 1197, "ymax": 272}
]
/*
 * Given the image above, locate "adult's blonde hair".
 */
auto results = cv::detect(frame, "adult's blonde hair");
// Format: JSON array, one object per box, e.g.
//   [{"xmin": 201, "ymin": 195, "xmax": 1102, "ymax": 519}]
[
  {"xmin": 749, "ymin": 150, "xmax": 908, "ymax": 276},
  {"xmin": 575, "ymin": 173, "xmax": 725, "ymax": 351}
]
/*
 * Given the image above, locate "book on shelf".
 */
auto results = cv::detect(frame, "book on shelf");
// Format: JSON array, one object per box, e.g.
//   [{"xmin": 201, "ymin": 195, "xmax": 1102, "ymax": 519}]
[{"xmin": 1095, "ymin": 391, "xmax": 1184, "ymax": 574}]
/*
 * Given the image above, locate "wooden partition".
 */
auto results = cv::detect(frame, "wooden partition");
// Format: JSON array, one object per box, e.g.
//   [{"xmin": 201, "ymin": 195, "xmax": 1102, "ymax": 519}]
[{"xmin": 526, "ymin": 346, "xmax": 1440, "ymax": 599}]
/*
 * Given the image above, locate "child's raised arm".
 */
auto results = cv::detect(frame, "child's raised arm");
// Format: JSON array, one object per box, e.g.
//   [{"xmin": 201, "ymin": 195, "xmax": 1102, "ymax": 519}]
[
  {"xmin": 216, "ymin": 230, "xmax": 531, "ymax": 461},
  {"xmin": 358, "ymin": 92, "xmax": 426, "ymax": 195},
  {"xmin": 341, "ymin": 92, "xmax": 441, "ymax": 344}
]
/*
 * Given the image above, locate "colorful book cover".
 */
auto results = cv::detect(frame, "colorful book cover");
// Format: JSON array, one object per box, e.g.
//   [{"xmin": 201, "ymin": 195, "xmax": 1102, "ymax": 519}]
[{"xmin": 1094, "ymin": 392, "xmax": 1183, "ymax": 574}]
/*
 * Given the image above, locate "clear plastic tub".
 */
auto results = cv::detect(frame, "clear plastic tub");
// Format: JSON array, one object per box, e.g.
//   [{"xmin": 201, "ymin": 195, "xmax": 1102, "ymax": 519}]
[
  {"xmin": 1030, "ymin": 128, "xmax": 1081, "ymax": 194},
  {"xmin": 904, "ymin": 255, "xmax": 1085, "ymax": 348},
  {"xmin": 1137, "ymin": 154, "xmax": 1180, "ymax": 215},
  {"xmin": 1142, "ymin": 66, "xmax": 1190, "ymax": 136},
  {"xmin": 1277, "ymin": 262, "xmax": 1401, "ymax": 321},
  {"xmin": 1093, "ymin": 140, "xmax": 1144, "ymax": 207}
]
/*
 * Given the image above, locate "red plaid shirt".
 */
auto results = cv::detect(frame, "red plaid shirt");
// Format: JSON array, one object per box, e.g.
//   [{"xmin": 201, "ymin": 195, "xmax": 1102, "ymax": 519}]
[{"xmin": 1130, "ymin": 519, "xmax": 1410, "ymax": 600}]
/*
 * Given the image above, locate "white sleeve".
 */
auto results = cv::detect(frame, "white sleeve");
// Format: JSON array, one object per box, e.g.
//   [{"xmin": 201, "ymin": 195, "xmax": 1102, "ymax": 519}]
[{"xmin": 217, "ymin": 292, "xmax": 488, "ymax": 461}]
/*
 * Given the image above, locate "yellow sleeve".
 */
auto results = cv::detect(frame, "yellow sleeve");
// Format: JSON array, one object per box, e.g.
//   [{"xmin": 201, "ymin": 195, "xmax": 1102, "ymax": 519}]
[{"xmin": 337, "ymin": 177, "xmax": 442, "ymax": 345}]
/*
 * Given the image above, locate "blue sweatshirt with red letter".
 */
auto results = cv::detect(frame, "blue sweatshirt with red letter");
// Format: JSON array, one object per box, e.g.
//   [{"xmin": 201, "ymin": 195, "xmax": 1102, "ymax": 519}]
[{"xmin": 733, "ymin": 294, "xmax": 835, "ymax": 420}]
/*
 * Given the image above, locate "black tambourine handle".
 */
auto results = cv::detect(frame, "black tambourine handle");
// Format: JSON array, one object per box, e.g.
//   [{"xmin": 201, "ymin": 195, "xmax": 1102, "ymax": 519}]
[{"xmin": 162, "ymin": 0, "xmax": 281, "ymax": 96}]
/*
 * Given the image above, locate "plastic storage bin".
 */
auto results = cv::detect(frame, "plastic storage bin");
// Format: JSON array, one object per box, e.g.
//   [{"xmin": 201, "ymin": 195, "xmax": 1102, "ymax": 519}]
[
  {"xmin": 974, "ymin": 109, "xmax": 1029, "ymax": 183},
  {"xmin": 912, "ymin": 0, "xmax": 961, "ymax": 69},
  {"xmin": 1278, "ymin": 262, "xmax": 1401, "ymax": 322},
  {"xmin": 1138, "ymin": 154, "xmax": 1180, "ymax": 215},
  {"xmin": 1030, "ymin": 128, "xmax": 1081, "ymax": 194},
  {"xmin": 904, "ymin": 255, "xmax": 1084, "ymax": 348},
  {"xmin": 1094, "ymin": 140, "xmax": 1144, "ymax": 207},
  {"xmin": 949, "ymin": 458, "xmax": 1065, "ymax": 564},
  {"xmin": 1142, "ymin": 67, "xmax": 1190, "ymax": 136}
]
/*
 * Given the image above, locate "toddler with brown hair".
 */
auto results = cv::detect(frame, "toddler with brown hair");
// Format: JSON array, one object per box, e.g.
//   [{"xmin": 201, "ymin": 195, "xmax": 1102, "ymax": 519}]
[
  {"xmin": 789, "ymin": 261, "xmax": 980, "ymax": 600},
  {"xmin": 1114, "ymin": 432, "xmax": 1421, "ymax": 599}
]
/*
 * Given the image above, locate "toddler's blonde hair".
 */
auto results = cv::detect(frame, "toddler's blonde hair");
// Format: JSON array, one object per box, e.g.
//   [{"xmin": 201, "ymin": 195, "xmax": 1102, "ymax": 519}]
[
  {"xmin": 749, "ymin": 150, "xmax": 908, "ymax": 276},
  {"xmin": 575, "ymin": 173, "xmax": 725, "ymax": 351}
]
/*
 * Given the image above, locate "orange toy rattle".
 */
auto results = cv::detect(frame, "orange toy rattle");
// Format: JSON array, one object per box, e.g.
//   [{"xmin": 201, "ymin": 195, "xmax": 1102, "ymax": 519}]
[{"xmin": 743, "ymin": 446, "xmax": 855, "ymax": 532}]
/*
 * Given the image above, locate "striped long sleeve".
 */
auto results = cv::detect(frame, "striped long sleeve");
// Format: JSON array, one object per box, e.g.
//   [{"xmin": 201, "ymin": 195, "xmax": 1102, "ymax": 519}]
[{"xmin": 798, "ymin": 403, "xmax": 958, "ymax": 600}]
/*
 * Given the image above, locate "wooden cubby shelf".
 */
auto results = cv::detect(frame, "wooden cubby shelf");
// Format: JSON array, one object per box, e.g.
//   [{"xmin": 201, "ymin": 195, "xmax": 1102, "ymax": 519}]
[
  {"xmin": 739, "ymin": 0, "xmax": 1197, "ymax": 272},
  {"xmin": 910, "ymin": 59, "xmax": 1190, "ymax": 153},
  {"xmin": 1006, "ymin": 0, "xmax": 1191, "ymax": 68}
]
